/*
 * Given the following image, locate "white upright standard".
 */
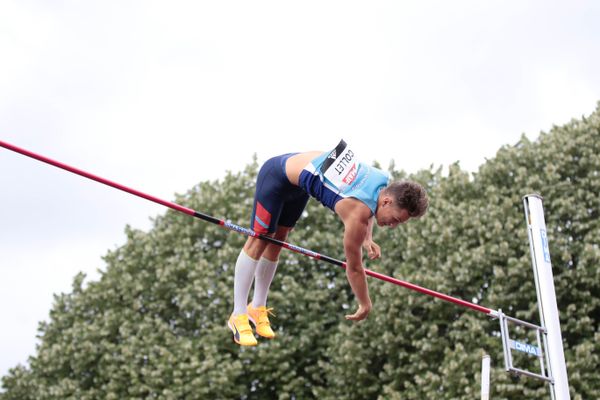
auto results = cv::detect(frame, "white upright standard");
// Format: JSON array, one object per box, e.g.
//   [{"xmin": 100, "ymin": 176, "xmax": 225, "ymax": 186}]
[
  {"xmin": 523, "ymin": 194, "xmax": 570, "ymax": 400},
  {"xmin": 481, "ymin": 354, "xmax": 491, "ymax": 400}
]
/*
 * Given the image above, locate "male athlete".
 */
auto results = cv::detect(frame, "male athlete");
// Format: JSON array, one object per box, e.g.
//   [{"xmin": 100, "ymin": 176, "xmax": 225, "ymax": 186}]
[{"xmin": 228, "ymin": 140, "xmax": 428, "ymax": 346}]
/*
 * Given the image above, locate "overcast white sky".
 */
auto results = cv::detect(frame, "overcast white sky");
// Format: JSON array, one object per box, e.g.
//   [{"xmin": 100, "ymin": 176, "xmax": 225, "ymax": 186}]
[{"xmin": 1, "ymin": 0, "xmax": 599, "ymax": 380}]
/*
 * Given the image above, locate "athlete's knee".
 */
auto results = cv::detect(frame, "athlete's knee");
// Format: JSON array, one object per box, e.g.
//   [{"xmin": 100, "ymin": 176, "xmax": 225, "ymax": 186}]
[
  {"xmin": 273, "ymin": 226, "xmax": 293, "ymax": 241},
  {"xmin": 263, "ymin": 226, "xmax": 293, "ymax": 261},
  {"xmin": 243, "ymin": 236, "xmax": 269, "ymax": 260},
  {"xmin": 263, "ymin": 245, "xmax": 282, "ymax": 262}
]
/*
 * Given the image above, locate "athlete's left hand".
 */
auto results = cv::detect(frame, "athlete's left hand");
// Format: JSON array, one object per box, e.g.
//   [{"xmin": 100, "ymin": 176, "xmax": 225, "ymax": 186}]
[{"xmin": 362, "ymin": 240, "xmax": 381, "ymax": 260}]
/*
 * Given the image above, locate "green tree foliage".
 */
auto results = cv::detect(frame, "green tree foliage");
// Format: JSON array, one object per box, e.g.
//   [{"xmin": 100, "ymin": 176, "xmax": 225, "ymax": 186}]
[{"xmin": 2, "ymin": 105, "xmax": 599, "ymax": 399}]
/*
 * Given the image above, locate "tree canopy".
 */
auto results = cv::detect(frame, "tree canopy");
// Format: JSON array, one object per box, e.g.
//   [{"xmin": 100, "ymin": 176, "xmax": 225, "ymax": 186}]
[{"xmin": 2, "ymin": 104, "xmax": 599, "ymax": 399}]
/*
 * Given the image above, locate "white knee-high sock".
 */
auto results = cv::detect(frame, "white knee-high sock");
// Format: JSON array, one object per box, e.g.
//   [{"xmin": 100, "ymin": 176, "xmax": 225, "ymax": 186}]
[
  {"xmin": 233, "ymin": 250, "xmax": 259, "ymax": 316},
  {"xmin": 252, "ymin": 257, "xmax": 279, "ymax": 308}
]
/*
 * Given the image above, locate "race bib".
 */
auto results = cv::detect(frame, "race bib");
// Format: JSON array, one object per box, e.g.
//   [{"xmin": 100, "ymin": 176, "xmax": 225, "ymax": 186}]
[{"xmin": 319, "ymin": 139, "xmax": 360, "ymax": 192}]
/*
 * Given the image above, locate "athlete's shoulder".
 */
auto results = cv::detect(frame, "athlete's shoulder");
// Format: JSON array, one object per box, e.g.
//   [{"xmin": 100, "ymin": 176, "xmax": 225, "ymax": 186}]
[{"xmin": 334, "ymin": 197, "xmax": 372, "ymax": 221}]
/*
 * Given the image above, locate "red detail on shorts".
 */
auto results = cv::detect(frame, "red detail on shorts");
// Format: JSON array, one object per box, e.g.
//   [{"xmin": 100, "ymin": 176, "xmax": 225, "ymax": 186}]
[{"xmin": 253, "ymin": 201, "xmax": 272, "ymax": 234}]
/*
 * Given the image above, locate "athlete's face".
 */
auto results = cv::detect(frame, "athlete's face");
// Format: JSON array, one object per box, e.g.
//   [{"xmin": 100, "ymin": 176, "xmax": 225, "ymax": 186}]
[{"xmin": 375, "ymin": 200, "xmax": 410, "ymax": 228}]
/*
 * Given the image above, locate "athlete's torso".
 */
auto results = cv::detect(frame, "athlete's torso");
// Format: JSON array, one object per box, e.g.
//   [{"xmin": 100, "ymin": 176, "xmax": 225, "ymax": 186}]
[
  {"xmin": 285, "ymin": 151, "xmax": 321, "ymax": 185},
  {"xmin": 288, "ymin": 140, "xmax": 389, "ymax": 214}
]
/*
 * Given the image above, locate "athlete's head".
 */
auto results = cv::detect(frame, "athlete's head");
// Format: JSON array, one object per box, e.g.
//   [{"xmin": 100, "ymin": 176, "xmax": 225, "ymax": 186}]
[{"xmin": 375, "ymin": 181, "xmax": 428, "ymax": 228}]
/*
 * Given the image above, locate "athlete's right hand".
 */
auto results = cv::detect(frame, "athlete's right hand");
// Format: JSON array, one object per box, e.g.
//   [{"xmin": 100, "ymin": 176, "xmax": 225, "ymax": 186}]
[
  {"xmin": 362, "ymin": 239, "xmax": 381, "ymax": 260},
  {"xmin": 345, "ymin": 302, "xmax": 372, "ymax": 321}
]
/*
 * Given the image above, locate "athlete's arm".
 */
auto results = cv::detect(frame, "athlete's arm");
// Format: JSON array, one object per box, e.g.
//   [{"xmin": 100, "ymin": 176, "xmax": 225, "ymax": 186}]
[
  {"xmin": 362, "ymin": 216, "xmax": 381, "ymax": 260},
  {"xmin": 335, "ymin": 199, "xmax": 372, "ymax": 321}
]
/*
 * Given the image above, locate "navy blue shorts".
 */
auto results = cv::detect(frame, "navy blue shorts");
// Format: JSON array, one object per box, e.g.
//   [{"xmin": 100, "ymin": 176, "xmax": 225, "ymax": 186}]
[{"xmin": 251, "ymin": 153, "xmax": 310, "ymax": 234}]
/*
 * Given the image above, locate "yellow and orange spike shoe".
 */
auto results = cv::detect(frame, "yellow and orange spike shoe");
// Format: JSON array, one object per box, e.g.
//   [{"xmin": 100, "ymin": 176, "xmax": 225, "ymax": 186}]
[
  {"xmin": 247, "ymin": 303, "xmax": 276, "ymax": 339},
  {"xmin": 228, "ymin": 314, "xmax": 258, "ymax": 346}
]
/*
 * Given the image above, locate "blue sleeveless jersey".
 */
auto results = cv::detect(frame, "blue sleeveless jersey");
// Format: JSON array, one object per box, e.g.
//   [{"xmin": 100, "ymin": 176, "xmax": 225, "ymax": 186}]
[{"xmin": 298, "ymin": 145, "xmax": 390, "ymax": 214}]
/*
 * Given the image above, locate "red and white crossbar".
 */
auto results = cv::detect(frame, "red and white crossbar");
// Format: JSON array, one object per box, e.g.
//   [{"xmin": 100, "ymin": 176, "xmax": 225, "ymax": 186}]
[{"xmin": 0, "ymin": 140, "xmax": 497, "ymax": 317}]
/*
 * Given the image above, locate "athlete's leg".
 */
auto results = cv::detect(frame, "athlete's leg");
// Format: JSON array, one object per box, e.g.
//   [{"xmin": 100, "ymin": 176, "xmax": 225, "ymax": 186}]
[
  {"xmin": 232, "ymin": 231, "xmax": 277, "ymax": 315},
  {"xmin": 247, "ymin": 186, "xmax": 308, "ymax": 339},
  {"xmin": 252, "ymin": 225, "xmax": 292, "ymax": 308},
  {"xmin": 246, "ymin": 226, "xmax": 291, "ymax": 339},
  {"xmin": 243, "ymin": 235, "xmax": 270, "ymax": 260},
  {"xmin": 262, "ymin": 225, "xmax": 292, "ymax": 262},
  {"xmin": 229, "ymin": 245, "xmax": 260, "ymax": 345},
  {"xmin": 230, "ymin": 153, "xmax": 302, "ymax": 344},
  {"xmin": 232, "ymin": 152, "xmax": 285, "ymax": 316},
  {"xmin": 255, "ymin": 188, "xmax": 308, "ymax": 301},
  {"xmin": 254, "ymin": 188, "xmax": 309, "ymax": 296}
]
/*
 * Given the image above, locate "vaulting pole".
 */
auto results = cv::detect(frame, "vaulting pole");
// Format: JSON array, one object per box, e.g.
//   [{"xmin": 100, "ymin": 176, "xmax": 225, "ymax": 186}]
[{"xmin": 1, "ymin": 140, "xmax": 496, "ymax": 317}]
